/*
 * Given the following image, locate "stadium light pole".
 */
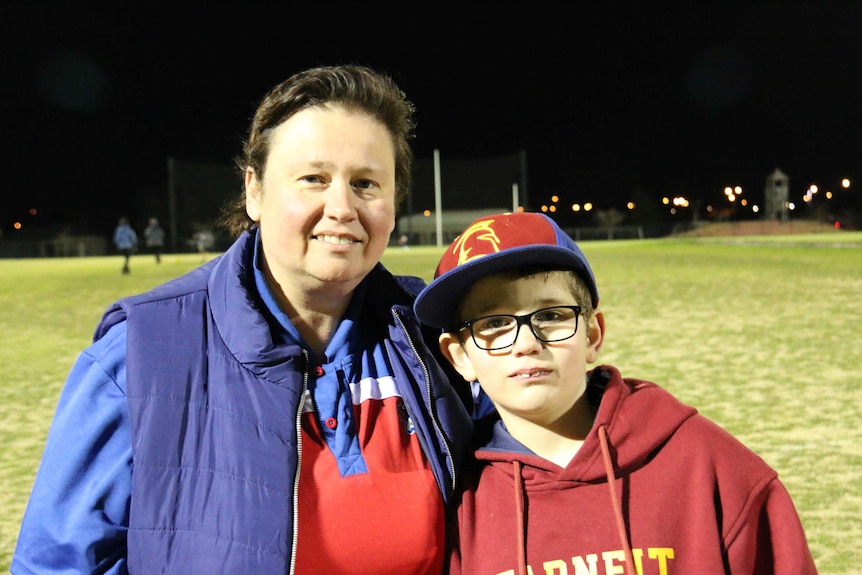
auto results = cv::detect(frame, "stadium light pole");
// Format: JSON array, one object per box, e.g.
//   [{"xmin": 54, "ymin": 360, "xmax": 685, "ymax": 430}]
[
  {"xmin": 167, "ymin": 157, "xmax": 178, "ymax": 253},
  {"xmin": 434, "ymin": 148, "xmax": 443, "ymax": 246}
]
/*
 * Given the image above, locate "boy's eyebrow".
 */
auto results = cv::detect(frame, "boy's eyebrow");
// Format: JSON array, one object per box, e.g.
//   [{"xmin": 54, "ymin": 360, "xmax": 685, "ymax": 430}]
[
  {"xmin": 464, "ymin": 298, "xmax": 578, "ymax": 319},
  {"xmin": 461, "ymin": 305, "xmax": 498, "ymax": 320}
]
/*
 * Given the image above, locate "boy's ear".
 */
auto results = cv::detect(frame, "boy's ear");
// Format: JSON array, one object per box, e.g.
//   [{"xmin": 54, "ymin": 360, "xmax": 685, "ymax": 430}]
[
  {"xmin": 585, "ymin": 309, "xmax": 606, "ymax": 364},
  {"xmin": 439, "ymin": 332, "xmax": 477, "ymax": 382},
  {"xmin": 245, "ymin": 168, "xmax": 262, "ymax": 222}
]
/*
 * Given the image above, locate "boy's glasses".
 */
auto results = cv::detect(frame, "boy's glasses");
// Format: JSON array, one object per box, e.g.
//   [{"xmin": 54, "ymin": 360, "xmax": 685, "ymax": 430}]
[{"xmin": 458, "ymin": 305, "xmax": 582, "ymax": 351}]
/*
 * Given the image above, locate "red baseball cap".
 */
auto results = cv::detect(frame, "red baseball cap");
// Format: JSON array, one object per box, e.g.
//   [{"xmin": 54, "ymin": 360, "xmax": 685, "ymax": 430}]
[{"xmin": 413, "ymin": 212, "xmax": 599, "ymax": 330}]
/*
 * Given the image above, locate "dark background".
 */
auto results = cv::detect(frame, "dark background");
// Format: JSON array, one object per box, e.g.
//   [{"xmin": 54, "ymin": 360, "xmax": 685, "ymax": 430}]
[{"xmin": 2, "ymin": 2, "xmax": 860, "ymax": 244}]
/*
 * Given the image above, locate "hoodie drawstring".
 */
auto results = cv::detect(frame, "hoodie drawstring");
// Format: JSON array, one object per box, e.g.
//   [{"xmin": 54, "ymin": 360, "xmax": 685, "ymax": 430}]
[
  {"xmin": 598, "ymin": 424, "xmax": 636, "ymax": 575},
  {"xmin": 512, "ymin": 431, "xmax": 634, "ymax": 575},
  {"xmin": 513, "ymin": 460, "xmax": 528, "ymax": 575}
]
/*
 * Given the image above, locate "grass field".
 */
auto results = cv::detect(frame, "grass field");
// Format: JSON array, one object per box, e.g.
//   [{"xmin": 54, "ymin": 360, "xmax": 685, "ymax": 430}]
[{"xmin": 2, "ymin": 231, "xmax": 861, "ymax": 573}]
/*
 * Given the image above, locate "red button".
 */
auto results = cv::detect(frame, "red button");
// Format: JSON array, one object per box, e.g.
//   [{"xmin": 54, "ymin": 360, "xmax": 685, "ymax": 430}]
[
  {"xmin": 314, "ymin": 366, "xmax": 325, "ymax": 377},
  {"xmin": 325, "ymin": 417, "xmax": 337, "ymax": 429}
]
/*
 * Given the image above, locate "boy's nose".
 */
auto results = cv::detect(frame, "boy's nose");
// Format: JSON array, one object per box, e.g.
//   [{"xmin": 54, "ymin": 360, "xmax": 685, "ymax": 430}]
[{"xmin": 511, "ymin": 322, "xmax": 542, "ymax": 354}]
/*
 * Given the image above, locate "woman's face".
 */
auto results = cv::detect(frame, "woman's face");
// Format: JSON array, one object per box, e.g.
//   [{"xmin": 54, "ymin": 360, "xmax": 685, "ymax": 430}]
[{"xmin": 246, "ymin": 104, "xmax": 396, "ymax": 299}]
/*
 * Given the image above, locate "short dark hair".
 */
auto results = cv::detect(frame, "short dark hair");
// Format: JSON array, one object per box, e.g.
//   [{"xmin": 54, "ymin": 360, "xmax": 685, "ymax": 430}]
[{"xmin": 220, "ymin": 65, "xmax": 416, "ymax": 237}]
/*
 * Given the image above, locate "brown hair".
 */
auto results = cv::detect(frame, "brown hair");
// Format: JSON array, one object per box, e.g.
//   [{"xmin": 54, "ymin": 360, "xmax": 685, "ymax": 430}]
[{"xmin": 220, "ymin": 65, "xmax": 416, "ymax": 237}]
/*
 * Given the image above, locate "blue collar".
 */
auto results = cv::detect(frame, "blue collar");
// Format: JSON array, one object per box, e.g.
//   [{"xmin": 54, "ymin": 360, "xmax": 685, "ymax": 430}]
[{"xmin": 251, "ymin": 229, "xmax": 369, "ymax": 364}]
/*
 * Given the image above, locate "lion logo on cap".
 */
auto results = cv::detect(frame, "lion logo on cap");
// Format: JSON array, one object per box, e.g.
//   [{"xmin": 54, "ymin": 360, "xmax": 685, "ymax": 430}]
[{"xmin": 452, "ymin": 219, "xmax": 501, "ymax": 266}]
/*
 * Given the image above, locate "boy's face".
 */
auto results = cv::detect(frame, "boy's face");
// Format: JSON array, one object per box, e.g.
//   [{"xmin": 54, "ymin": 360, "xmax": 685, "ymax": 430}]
[{"xmin": 440, "ymin": 272, "xmax": 604, "ymax": 428}]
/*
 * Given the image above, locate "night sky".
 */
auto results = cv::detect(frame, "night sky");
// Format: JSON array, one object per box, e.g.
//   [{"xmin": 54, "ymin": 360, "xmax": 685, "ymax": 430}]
[{"xmin": 2, "ymin": 2, "xmax": 861, "ymax": 237}]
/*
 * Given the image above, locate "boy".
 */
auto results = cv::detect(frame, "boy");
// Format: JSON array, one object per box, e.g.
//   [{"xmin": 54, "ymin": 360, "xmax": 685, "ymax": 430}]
[{"xmin": 414, "ymin": 212, "xmax": 817, "ymax": 575}]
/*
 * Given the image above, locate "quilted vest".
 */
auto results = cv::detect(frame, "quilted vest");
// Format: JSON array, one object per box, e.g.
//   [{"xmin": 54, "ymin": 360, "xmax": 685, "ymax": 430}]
[{"xmin": 94, "ymin": 232, "xmax": 472, "ymax": 573}]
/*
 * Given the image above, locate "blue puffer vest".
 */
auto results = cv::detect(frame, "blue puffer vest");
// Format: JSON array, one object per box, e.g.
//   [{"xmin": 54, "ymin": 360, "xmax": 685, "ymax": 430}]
[{"xmin": 94, "ymin": 231, "xmax": 472, "ymax": 574}]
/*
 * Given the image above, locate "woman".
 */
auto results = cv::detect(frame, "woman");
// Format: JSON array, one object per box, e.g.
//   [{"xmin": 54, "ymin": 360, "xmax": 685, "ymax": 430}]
[{"xmin": 13, "ymin": 65, "xmax": 474, "ymax": 574}]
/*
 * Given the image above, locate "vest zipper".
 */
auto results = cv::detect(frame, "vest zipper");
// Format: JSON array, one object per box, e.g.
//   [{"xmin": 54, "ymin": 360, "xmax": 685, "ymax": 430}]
[
  {"xmin": 392, "ymin": 308, "xmax": 457, "ymax": 496},
  {"xmin": 288, "ymin": 350, "xmax": 310, "ymax": 575}
]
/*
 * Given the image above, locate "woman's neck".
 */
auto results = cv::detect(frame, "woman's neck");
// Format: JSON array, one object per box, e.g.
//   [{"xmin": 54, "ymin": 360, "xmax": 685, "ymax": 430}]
[{"xmin": 268, "ymin": 273, "xmax": 357, "ymax": 360}]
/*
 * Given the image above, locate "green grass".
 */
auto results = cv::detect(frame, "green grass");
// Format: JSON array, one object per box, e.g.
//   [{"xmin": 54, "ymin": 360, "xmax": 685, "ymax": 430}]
[{"xmin": 2, "ymin": 232, "xmax": 861, "ymax": 573}]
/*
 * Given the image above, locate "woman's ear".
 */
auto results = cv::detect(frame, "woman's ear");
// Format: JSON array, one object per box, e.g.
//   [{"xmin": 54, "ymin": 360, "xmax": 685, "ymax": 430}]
[
  {"xmin": 439, "ymin": 332, "xmax": 476, "ymax": 383},
  {"xmin": 585, "ymin": 309, "xmax": 605, "ymax": 364},
  {"xmin": 245, "ymin": 168, "xmax": 262, "ymax": 222}
]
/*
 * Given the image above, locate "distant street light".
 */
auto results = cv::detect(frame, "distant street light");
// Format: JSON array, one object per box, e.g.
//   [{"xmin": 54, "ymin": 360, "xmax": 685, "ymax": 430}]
[{"xmin": 724, "ymin": 185, "xmax": 742, "ymax": 202}]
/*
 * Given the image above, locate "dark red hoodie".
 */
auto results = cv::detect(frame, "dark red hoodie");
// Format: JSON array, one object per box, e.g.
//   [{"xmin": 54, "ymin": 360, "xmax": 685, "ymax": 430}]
[{"xmin": 448, "ymin": 365, "xmax": 817, "ymax": 575}]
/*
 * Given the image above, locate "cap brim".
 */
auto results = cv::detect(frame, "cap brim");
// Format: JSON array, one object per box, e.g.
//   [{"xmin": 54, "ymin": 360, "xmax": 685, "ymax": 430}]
[{"xmin": 414, "ymin": 245, "xmax": 595, "ymax": 330}]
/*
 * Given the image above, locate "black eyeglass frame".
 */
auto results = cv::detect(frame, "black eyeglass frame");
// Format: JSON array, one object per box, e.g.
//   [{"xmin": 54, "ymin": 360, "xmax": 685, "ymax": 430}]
[{"xmin": 457, "ymin": 305, "xmax": 583, "ymax": 351}]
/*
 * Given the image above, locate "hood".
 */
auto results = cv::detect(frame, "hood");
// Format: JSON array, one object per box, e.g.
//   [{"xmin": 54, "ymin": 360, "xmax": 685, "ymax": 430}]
[
  {"xmin": 472, "ymin": 365, "xmax": 698, "ymax": 575},
  {"xmin": 475, "ymin": 365, "xmax": 697, "ymax": 482}
]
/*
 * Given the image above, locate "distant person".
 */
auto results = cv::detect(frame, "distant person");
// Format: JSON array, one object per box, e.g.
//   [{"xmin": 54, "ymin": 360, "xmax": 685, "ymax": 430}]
[
  {"xmin": 144, "ymin": 217, "xmax": 166, "ymax": 263},
  {"xmin": 414, "ymin": 211, "xmax": 818, "ymax": 575},
  {"xmin": 193, "ymin": 228, "xmax": 215, "ymax": 255},
  {"xmin": 11, "ymin": 64, "xmax": 475, "ymax": 574},
  {"xmin": 112, "ymin": 217, "xmax": 137, "ymax": 274}
]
